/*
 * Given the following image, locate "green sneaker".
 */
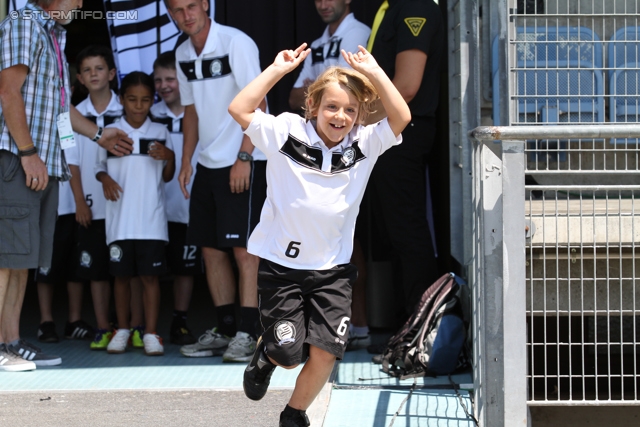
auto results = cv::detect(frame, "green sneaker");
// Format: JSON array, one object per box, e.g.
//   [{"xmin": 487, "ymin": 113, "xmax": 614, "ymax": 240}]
[
  {"xmin": 130, "ymin": 326, "xmax": 144, "ymax": 348},
  {"xmin": 90, "ymin": 329, "xmax": 113, "ymax": 350}
]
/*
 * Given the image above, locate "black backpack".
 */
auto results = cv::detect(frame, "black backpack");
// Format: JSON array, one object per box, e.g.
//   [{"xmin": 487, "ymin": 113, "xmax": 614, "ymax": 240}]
[{"xmin": 381, "ymin": 273, "xmax": 471, "ymax": 380}]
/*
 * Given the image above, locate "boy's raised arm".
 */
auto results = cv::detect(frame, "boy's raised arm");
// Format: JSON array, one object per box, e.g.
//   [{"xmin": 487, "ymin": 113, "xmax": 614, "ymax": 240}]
[
  {"xmin": 342, "ymin": 46, "xmax": 411, "ymax": 137},
  {"xmin": 229, "ymin": 44, "xmax": 310, "ymax": 129}
]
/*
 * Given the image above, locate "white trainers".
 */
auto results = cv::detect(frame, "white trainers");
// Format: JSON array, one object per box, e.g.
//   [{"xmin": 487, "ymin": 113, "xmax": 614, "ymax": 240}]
[
  {"xmin": 222, "ymin": 331, "xmax": 257, "ymax": 363},
  {"xmin": 143, "ymin": 333, "xmax": 164, "ymax": 356},
  {"xmin": 180, "ymin": 328, "xmax": 231, "ymax": 358},
  {"xmin": 107, "ymin": 329, "xmax": 130, "ymax": 354}
]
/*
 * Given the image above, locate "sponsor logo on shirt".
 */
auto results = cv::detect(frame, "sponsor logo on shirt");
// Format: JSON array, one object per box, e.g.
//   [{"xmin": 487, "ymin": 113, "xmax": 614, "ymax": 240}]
[{"xmin": 225, "ymin": 234, "xmax": 240, "ymax": 239}]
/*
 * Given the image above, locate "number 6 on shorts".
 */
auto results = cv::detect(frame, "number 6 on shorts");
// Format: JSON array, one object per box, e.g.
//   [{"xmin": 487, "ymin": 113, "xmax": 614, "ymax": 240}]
[{"xmin": 337, "ymin": 317, "xmax": 350, "ymax": 336}]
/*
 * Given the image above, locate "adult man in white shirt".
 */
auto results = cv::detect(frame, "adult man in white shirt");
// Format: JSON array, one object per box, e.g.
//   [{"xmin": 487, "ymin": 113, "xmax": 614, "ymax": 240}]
[
  {"xmin": 165, "ymin": 0, "xmax": 268, "ymax": 362},
  {"xmin": 289, "ymin": 0, "xmax": 371, "ymax": 111}
]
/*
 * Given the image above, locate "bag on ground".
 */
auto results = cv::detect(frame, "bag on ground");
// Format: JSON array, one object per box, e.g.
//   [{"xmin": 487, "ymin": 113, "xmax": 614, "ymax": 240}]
[{"xmin": 380, "ymin": 272, "xmax": 471, "ymax": 379}]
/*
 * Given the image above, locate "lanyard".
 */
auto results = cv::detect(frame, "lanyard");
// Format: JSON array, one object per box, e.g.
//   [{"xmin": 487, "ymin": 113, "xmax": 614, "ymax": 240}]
[
  {"xmin": 367, "ymin": 0, "xmax": 389, "ymax": 52},
  {"xmin": 50, "ymin": 30, "xmax": 66, "ymax": 109}
]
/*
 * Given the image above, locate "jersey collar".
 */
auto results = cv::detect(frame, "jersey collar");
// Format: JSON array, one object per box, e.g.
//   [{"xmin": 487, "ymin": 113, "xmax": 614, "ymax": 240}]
[
  {"xmin": 151, "ymin": 100, "xmax": 184, "ymax": 120},
  {"xmin": 324, "ymin": 13, "xmax": 358, "ymax": 39},
  {"xmin": 119, "ymin": 116, "xmax": 152, "ymax": 136},
  {"xmin": 187, "ymin": 19, "xmax": 220, "ymax": 59},
  {"xmin": 85, "ymin": 90, "xmax": 121, "ymax": 117}
]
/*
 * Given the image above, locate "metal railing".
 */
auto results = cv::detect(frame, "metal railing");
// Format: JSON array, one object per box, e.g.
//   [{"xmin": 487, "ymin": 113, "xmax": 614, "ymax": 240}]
[{"xmin": 469, "ymin": 124, "xmax": 640, "ymax": 426}]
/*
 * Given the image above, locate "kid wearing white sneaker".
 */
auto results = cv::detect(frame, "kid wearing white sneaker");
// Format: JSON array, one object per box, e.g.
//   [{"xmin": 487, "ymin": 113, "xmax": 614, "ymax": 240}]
[{"xmin": 95, "ymin": 72, "xmax": 175, "ymax": 356}]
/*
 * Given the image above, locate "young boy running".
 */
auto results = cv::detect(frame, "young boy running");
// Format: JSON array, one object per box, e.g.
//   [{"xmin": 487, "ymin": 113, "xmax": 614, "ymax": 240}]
[
  {"xmin": 228, "ymin": 44, "xmax": 410, "ymax": 427},
  {"xmin": 65, "ymin": 45, "xmax": 123, "ymax": 350},
  {"xmin": 151, "ymin": 51, "xmax": 202, "ymax": 345}
]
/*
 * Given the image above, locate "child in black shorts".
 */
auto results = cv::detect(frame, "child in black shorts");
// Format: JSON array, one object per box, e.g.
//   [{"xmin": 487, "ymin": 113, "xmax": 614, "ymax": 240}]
[{"xmin": 229, "ymin": 44, "xmax": 411, "ymax": 426}]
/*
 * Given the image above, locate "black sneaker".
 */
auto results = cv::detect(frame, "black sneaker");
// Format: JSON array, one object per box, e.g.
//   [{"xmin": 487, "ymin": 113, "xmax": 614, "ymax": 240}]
[
  {"xmin": 37, "ymin": 321, "xmax": 59, "ymax": 343},
  {"xmin": 170, "ymin": 322, "xmax": 197, "ymax": 345},
  {"xmin": 279, "ymin": 406, "xmax": 310, "ymax": 427},
  {"xmin": 64, "ymin": 320, "xmax": 94, "ymax": 340},
  {"xmin": 8, "ymin": 340, "xmax": 62, "ymax": 366},
  {"xmin": 243, "ymin": 337, "xmax": 276, "ymax": 401}
]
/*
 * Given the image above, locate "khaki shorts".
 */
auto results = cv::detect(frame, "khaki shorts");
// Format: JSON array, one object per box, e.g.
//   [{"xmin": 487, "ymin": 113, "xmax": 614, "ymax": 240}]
[{"xmin": 0, "ymin": 151, "xmax": 58, "ymax": 269}]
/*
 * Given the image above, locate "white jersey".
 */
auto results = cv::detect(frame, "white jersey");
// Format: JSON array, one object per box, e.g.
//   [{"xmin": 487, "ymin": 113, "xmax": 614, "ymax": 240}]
[
  {"xmin": 57, "ymin": 179, "xmax": 76, "ymax": 216},
  {"xmin": 245, "ymin": 111, "xmax": 401, "ymax": 270},
  {"xmin": 95, "ymin": 117, "xmax": 173, "ymax": 244},
  {"xmin": 293, "ymin": 14, "xmax": 371, "ymax": 88},
  {"xmin": 175, "ymin": 19, "xmax": 266, "ymax": 169},
  {"xmin": 65, "ymin": 91, "xmax": 123, "ymax": 220},
  {"xmin": 151, "ymin": 101, "xmax": 200, "ymax": 224}
]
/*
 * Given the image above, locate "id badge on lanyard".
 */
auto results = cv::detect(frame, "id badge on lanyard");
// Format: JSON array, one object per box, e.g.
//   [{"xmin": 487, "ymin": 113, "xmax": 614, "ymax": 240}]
[{"xmin": 51, "ymin": 30, "xmax": 76, "ymax": 150}]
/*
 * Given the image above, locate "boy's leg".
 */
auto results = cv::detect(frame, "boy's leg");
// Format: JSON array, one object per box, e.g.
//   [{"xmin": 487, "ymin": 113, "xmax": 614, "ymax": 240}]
[
  {"xmin": 139, "ymin": 275, "xmax": 160, "ymax": 335},
  {"xmin": 90, "ymin": 280, "xmax": 111, "ymax": 331},
  {"xmin": 113, "ymin": 276, "xmax": 132, "ymax": 330},
  {"xmin": 288, "ymin": 345, "xmax": 336, "ymax": 410},
  {"xmin": 66, "ymin": 281, "xmax": 84, "ymax": 324},
  {"xmin": 1, "ymin": 269, "xmax": 28, "ymax": 343},
  {"xmin": 37, "ymin": 281, "xmax": 55, "ymax": 324}
]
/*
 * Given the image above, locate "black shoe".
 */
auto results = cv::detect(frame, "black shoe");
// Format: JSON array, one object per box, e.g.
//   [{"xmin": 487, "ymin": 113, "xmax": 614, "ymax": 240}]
[
  {"xmin": 279, "ymin": 406, "xmax": 310, "ymax": 427},
  {"xmin": 243, "ymin": 337, "xmax": 276, "ymax": 401},
  {"xmin": 170, "ymin": 322, "xmax": 197, "ymax": 345},
  {"xmin": 64, "ymin": 320, "xmax": 94, "ymax": 340},
  {"xmin": 37, "ymin": 321, "xmax": 59, "ymax": 343}
]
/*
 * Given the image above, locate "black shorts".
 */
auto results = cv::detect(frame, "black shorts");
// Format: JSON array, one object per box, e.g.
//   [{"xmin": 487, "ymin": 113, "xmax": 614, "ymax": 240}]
[
  {"xmin": 166, "ymin": 222, "xmax": 203, "ymax": 276},
  {"xmin": 257, "ymin": 258, "xmax": 357, "ymax": 366},
  {"xmin": 76, "ymin": 220, "xmax": 111, "ymax": 281},
  {"xmin": 187, "ymin": 161, "xmax": 267, "ymax": 249},
  {"xmin": 35, "ymin": 214, "xmax": 83, "ymax": 284},
  {"xmin": 108, "ymin": 239, "xmax": 167, "ymax": 277}
]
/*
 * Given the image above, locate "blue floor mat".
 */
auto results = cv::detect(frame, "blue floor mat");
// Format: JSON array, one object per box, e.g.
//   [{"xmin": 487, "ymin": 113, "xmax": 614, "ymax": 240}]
[{"xmin": 0, "ymin": 338, "xmax": 301, "ymax": 392}]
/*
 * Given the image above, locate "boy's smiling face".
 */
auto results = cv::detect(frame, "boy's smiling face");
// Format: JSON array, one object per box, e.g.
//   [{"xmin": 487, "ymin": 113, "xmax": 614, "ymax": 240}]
[
  {"xmin": 313, "ymin": 82, "xmax": 359, "ymax": 148},
  {"xmin": 76, "ymin": 56, "xmax": 116, "ymax": 94},
  {"xmin": 154, "ymin": 66, "xmax": 180, "ymax": 107}
]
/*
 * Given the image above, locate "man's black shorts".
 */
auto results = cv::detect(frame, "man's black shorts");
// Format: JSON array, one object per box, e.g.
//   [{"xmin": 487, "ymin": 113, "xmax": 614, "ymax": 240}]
[
  {"xmin": 76, "ymin": 219, "xmax": 111, "ymax": 281},
  {"xmin": 166, "ymin": 221, "xmax": 203, "ymax": 276},
  {"xmin": 257, "ymin": 258, "xmax": 357, "ymax": 366},
  {"xmin": 187, "ymin": 161, "xmax": 266, "ymax": 249},
  {"xmin": 35, "ymin": 214, "xmax": 83, "ymax": 284}
]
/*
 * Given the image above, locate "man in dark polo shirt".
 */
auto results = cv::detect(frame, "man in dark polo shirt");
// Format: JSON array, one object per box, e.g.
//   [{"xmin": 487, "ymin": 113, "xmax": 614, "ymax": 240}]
[{"xmin": 367, "ymin": 0, "xmax": 444, "ymax": 316}]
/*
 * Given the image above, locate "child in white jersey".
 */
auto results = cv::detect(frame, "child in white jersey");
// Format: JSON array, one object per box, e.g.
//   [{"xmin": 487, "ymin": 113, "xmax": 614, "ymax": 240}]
[
  {"xmin": 151, "ymin": 51, "xmax": 202, "ymax": 346},
  {"xmin": 95, "ymin": 71, "xmax": 175, "ymax": 356},
  {"xmin": 228, "ymin": 44, "xmax": 410, "ymax": 426},
  {"xmin": 65, "ymin": 45, "xmax": 123, "ymax": 350}
]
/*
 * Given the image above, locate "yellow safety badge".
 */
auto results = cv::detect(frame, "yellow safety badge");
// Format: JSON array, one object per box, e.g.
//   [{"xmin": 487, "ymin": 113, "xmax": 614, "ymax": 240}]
[{"xmin": 404, "ymin": 17, "xmax": 426, "ymax": 37}]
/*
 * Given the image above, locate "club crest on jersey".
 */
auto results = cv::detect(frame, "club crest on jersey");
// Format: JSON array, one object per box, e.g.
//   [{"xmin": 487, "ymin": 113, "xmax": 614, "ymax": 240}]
[
  {"xmin": 109, "ymin": 245, "xmax": 123, "ymax": 262},
  {"xmin": 341, "ymin": 147, "xmax": 356, "ymax": 166},
  {"xmin": 404, "ymin": 17, "xmax": 426, "ymax": 37},
  {"xmin": 80, "ymin": 251, "xmax": 92, "ymax": 268},
  {"xmin": 210, "ymin": 59, "xmax": 223, "ymax": 77},
  {"xmin": 274, "ymin": 321, "xmax": 296, "ymax": 345}
]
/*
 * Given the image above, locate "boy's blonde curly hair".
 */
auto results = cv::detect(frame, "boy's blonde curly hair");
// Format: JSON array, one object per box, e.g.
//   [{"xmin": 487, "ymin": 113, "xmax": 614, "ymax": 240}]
[{"xmin": 304, "ymin": 67, "xmax": 378, "ymax": 124}]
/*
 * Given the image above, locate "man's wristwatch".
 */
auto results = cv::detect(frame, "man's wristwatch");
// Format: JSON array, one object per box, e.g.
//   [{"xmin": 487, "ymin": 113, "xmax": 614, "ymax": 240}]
[
  {"xmin": 237, "ymin": 151, "xmax": 253, "ymax": 162},
  {"xmin": 92, "ymin": 126, "xmax": 104, "ymax": 142}
]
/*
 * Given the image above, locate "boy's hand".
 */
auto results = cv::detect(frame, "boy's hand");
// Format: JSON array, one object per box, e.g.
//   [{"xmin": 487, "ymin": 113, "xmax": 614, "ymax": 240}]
[
  {"xmin": 341, "ymin": 46, "xmax": 381, "ymax": 75},
  {"xmin": 75, "ymin": 199, "xmax": 92, "ymax": 228},
  {"xmin": 273, "ymin": 43, "xmax": 310, "ymax": 74},
  {"xmin": 148, "ymin": 142, "xmax": 175, "ymax": 162},
  {"xmin": 100, "ymin": 175, "xmax": 123, "ymax": 202}
]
